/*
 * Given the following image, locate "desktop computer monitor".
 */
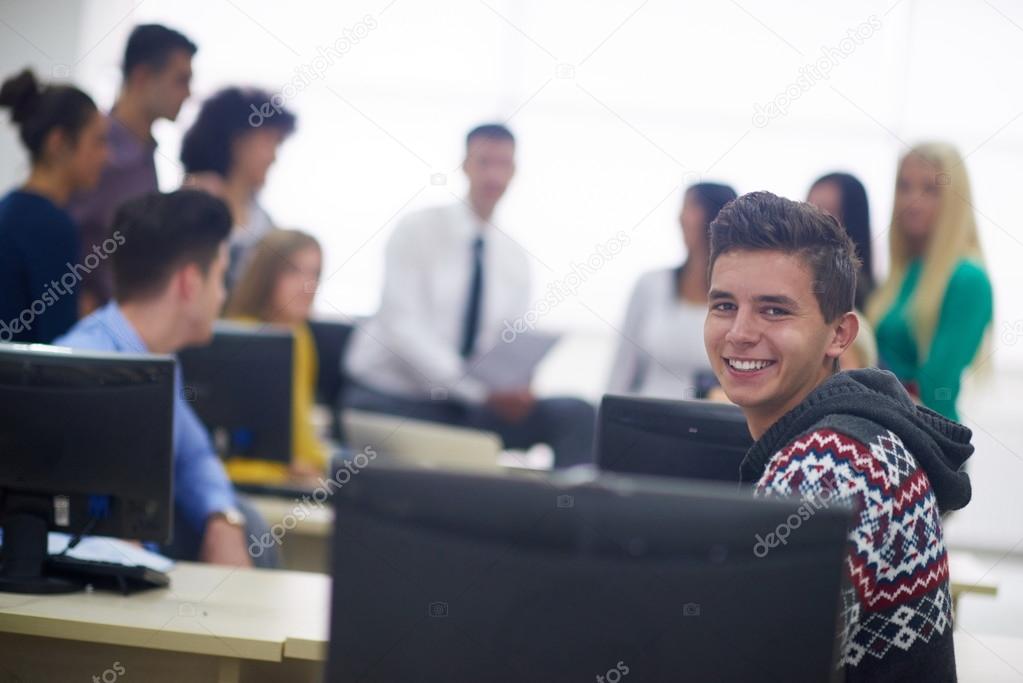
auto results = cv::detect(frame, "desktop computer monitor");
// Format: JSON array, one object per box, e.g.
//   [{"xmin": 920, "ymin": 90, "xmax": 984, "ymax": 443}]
[
  {"xmin": 596, "ymin": 394, "xmax": 754, "ymax": 484},
  {"xmin": 177, "ymin": 321, "xmax": 293, "ymax": 463},
  {"xmin": 327, "ymin": 464, "xmax": 851, "ymax": 682},
  {"xmin": 0, "ymin": 343, "xmax": 175, "ymax": 593}
]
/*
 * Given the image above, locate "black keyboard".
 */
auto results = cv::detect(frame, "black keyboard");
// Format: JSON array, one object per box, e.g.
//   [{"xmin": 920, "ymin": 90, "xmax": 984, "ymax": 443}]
[{"xmin": 47, "ymin": 555, "xmax": 170, "ymax": 595}]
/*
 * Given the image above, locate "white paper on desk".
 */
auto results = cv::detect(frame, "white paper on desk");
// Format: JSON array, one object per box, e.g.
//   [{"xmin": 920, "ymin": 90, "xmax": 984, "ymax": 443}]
[
  {"xmin": 468, "ymin": 331, "xmax": 560, "ymax": 391},
  {"xmin": 47, "ymin": 532, "xmax": 174, "ymax": 573}
]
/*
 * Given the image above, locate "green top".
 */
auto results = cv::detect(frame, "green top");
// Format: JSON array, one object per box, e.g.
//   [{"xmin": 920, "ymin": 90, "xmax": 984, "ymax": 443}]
[{"xmin": 875, "ymin": 258, "xmax": 993, "ymax": 421}]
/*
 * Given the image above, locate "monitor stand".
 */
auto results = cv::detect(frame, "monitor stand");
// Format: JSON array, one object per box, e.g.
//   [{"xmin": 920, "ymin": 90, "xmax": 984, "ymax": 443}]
[{"xmin": 0, "ymin": 511, "xmax": 83, "ymax": 594}]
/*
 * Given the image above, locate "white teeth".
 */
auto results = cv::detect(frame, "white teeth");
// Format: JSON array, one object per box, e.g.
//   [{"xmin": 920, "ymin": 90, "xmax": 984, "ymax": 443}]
[{"xmin": 728, "ymin": 358, "xmax": 771, "ymax": 371}]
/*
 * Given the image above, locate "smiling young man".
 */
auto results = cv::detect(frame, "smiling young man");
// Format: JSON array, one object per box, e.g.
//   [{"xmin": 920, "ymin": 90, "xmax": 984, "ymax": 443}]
[{"xmin": 704, "ymin": 191, "xmax": 974, "ymax": 682}]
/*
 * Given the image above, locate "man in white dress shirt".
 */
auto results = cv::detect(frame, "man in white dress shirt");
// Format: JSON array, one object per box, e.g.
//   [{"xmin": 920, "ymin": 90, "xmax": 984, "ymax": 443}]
[{"xmin": 344, "ymin": 124, "xmax": 594, "ymax": 466}]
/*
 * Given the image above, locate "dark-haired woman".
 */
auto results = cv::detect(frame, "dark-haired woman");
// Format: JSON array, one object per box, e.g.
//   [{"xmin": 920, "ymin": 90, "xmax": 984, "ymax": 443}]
[
  {"xmin": 607, "ymin": 182, "xmax": 737, "ymax": 399},
  {"xmin": 180, "ymin": 87, "xmax": 295, "ymax": 288},
  {"xmin": 807, "ymin": 172, "xmax": 879, "ymax": 370},
  {"xmin": 807, "ymin": 172, "xmax": 876, "ymax": 310},
  {"xmin": 0, "ymin": 69, "xmax": 108, "ymax": 343}
]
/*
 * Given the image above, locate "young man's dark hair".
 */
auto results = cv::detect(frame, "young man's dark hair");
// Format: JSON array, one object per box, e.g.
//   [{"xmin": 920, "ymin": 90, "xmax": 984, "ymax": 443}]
[
  {"xmin": 704, "ymin": 191, "xmax": 973, "ymax": 682},
  {"xmin": 111, "ymin": 189, "xmax": 232, "ymax": 301},
  {"xmin": 709, "ymin": 190, "xmax": 859, "ymax": 322},
  {"xmin": 122, "ymin": 24, "xmax": 197, "ymax": 80},
  {"xmin": 465, "ymin": 122, "xmax": 514, "ymax": 149},
  {"xmin": 180, "ymin": 87, "xmax": 296, "ymax": 177}
]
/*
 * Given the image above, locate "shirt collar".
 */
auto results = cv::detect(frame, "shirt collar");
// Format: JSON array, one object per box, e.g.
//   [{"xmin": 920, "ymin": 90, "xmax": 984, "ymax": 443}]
[{"xmin": 94, "ymin": 301, "xmax": 150, "ymax": 354}]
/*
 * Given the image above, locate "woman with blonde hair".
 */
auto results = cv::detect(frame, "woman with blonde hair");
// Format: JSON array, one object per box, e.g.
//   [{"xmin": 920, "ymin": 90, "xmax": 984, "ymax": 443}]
[
  {"xmin": 225, "ymin": 229, "xmax": 328, "ymax": 472},
  {"xmin": 867, "ymin": 142, "xmax": 993, "ymax": 420}
]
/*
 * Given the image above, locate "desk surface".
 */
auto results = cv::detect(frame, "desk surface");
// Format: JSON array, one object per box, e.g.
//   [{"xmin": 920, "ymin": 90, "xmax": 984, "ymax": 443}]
[
  {"xmin": 955, "ymin": 632, "xmax": 1023, "ymax": 681},
  {"xmin": 0, "ymin": 561, "xmax": 329, "ymax": 662},
  {"xmin": 243, "ymin": 493, "xmax": 334, "ymax": 540},
  {"xmin": 949, "ymin": 552, "xmax": 1000, "ymax": 597}
]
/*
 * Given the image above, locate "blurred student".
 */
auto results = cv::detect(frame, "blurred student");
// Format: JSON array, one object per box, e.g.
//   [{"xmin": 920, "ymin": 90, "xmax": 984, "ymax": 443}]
[
  {"xmin": 57, "ymin": 190, "xmax": 267, "ymax": 568},
  {"xmin": 225, "ymin": 229, "xmax": 329, "ymax": 474},
  {"xmin": 866, "ymin": 143, "xmax": 993, "ymax": 421},
  {"xmin": 607, "ymin": 182, "xmax": 736, "ymax": 399},
  {"xmin": 181, "ymin": 87, "xmax": 295, "ymax": 287},
  {"xmin": 0, "ymin": 69, "xmax": 107, "ymax": 343},
  {"xmin": 806, "ymin": 172, "xmax": 878, "ymax": 370},
  {"xmin": 68, "ymin": 24, "xmax": 196, "ymax": 313},
  {"xmin": 807, "ymin": 172, "xmax": 876, "ymax": 310},
  {"xmin": 705, "ymin": 191, "xmax": 972, "ymax": 682},
  {"xmin": 344, "ymin": 123, "xmax": 595, "ymax": 467}
]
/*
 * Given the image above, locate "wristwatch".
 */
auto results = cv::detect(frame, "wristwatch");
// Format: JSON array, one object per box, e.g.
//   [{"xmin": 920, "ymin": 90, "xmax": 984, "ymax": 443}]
[{"xmin": 210, "ymin": 507, "xmax": 246, "ymax": 529}]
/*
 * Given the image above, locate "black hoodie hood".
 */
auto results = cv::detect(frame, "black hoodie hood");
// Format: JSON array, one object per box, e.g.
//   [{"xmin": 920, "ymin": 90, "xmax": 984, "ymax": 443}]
[{"xmin": 741, "ymin": 368, "xmax": 974, "ymax": 511}]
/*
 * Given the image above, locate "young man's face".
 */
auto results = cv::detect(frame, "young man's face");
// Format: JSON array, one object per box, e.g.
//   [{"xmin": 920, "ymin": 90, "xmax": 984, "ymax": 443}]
[
  {"xmin": 184, "ymin": 243, "xmax": 229, "ymax": 346},
  {"xmin": 463, "ymin": 136, "xmax": 515, "ymax": 215},
  {"xmin": 139, "ymin": 50, "xmax": 193, "ymax": 122},
  {"xmin": 704, "ymin": 249, "xmax": 855, "ymax": 435}
]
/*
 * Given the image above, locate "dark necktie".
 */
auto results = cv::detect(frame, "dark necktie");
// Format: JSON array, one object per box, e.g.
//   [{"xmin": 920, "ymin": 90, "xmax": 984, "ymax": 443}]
[{"xmin": 460, "ymin": 235, "xmax": 484, "ymax": 358}]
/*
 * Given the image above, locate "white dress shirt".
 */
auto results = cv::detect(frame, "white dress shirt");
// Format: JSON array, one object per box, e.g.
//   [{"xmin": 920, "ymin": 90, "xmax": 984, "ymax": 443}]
[
  {"xmin": 606, "ymin": 267, "xmax": 712, "ymax": 399},
  {"xmin": 346, "ymin": 201, "xmax": 532, "ymax": 403}
]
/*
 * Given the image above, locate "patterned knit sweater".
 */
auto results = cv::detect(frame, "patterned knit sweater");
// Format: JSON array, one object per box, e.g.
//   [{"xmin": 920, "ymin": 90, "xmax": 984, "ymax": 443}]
[{"xmin": 741, "ymin": 369, "xmax": 974, "ymax": 683}]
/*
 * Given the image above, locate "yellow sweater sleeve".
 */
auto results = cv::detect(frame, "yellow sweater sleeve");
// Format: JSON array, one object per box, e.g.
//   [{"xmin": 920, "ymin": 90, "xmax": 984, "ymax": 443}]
[{"xmin": 291, "ymin": 322, "xmax": 329, "ymax": 470}]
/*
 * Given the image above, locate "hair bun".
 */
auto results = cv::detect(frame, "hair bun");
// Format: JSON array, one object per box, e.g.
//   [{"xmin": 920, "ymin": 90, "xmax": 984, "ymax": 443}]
[{"xmin": 0, "ymin": 69, "xmax": 41, "ymax": 124}]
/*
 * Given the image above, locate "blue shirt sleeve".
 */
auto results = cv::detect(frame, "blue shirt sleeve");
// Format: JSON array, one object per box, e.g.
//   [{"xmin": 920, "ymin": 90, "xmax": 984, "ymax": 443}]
[{"xmin": 174, "ymin": 368, "xmax": 238, "ymax": 533}]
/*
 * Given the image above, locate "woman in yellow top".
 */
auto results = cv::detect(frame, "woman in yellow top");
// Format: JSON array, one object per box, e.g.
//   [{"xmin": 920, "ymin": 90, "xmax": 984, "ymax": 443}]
[
  {"xmin": 867, "ymin": 142, "xmax": 993, "ymax": 421},
  {"xmin": 225, "ymin": 229, "xmax": 329, "ymax": 472}
]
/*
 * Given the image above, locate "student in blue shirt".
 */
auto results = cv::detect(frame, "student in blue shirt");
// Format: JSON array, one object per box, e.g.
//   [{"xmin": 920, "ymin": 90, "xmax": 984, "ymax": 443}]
[
  {"xmin": 57, "ymin": 189, "xmax": 266, "ymax": 567},
  {"xmin": 0, "ymin": 68, "xmax": 108, "ymax": 343}
]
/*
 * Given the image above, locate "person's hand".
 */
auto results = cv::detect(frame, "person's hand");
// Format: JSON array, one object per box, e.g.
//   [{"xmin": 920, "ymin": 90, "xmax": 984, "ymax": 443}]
[
  {"xmin": 199, "ymin": 515, "xmax": 252, "ymax": 567},
  {"xmin": 486, "ymin": 389, "xmax": 535, "ymax": 423},
  {"xmin": 288, "ymin": 461, "xmax": 323, "ymax": 486}
]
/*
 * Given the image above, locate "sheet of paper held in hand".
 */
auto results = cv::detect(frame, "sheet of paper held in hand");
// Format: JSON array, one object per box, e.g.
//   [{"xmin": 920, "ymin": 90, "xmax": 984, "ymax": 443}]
[{"xmin": 468, "ymin": 332, "xmax": 560, "ymax": 391}]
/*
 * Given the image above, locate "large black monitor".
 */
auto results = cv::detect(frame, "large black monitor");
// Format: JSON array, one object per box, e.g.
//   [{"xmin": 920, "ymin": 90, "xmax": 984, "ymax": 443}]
[
  {"xmin": 327, "ymin": 464, "xmax": 851, "ymax": 682},
  {"xmin": 596, "ymin": 394, "xmax": 753, "ymax": 483},
  {"xmin": 0, "ymin": 343, "xmax": 175, "ymax": 593},
  {"xmin": 177, "ymin": 321, "xmax": 293, "ymax": 463}
]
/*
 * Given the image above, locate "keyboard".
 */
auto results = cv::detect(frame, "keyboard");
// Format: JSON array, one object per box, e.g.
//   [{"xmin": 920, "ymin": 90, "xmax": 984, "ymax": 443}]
[{"xmin": 47, "ymin": 555, "xmax": 170, "ymax": 595}]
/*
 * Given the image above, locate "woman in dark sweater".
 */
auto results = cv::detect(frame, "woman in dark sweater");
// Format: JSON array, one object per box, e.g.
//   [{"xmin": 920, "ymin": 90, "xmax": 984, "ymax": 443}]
[{"xmin": 0, "ymin": 69, "xmax": 108, "ymax": 343}]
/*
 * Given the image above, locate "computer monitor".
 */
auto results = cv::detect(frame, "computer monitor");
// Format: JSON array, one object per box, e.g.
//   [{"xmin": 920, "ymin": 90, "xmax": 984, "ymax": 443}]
[
  {"xmin": 307, "ymin": 318, "xmax": 354, "ymax": 406},
  {"xmin": 596, "ymin": 394, "xmax": 753, "ymax": 484},
  {"xmin": 0, "ymin": 343, "xmax": 175, "ymax": 593},
  {"xmin": 327, "ymin": 464, "xmax": 851, "ymax": 682},
  {"xmin": 177, "ymin": 321, "xmax": 293, "ymax": 463}
]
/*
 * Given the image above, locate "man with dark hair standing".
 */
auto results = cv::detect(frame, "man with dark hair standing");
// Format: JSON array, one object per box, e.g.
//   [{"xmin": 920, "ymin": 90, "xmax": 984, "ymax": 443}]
[
  {"xmin": 69, "ymin": 24, "xmax": 197, "ymax": 312},
  {"xmin": 57, "ymin": 190, "xmax": 261, "ymax": 567},
  {"xmin": 704, "ymin": 191, "xmax": 973, "ymax": 681},
  {"xmin": 345, "ymin": 123, "xmax": 595, "ymax": 467}
]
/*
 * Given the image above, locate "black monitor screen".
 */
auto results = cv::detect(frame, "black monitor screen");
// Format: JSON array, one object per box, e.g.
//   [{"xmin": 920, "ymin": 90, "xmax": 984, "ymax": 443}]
[
  {"xmin": 177, "ymin": 322, "xmax": 293, "ymax": 463},
  {"xmin": 327, "ymin": 465, "xmax": 850, "ymax": 682},
  {"xmin": 0, "ymin": 344, "xmax": 175, "ymax": 542},
  {"xmin": 596, "ymin": 395, "xmax": 753, "ymax": 484}
]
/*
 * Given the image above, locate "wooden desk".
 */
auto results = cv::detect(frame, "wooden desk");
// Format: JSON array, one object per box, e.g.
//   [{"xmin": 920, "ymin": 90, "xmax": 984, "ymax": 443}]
[
  {"xmin": 949, "ymin": 552, "xmax": 999, "ymax": 617},
  {"xmin": 242, "ymin": 493, "xmax": 333, "ymax": 574},
  {"xmin": 955, "ymin": 632, "xmax": 1023, "ymax": 681},
  {"xmin": 0, "ymin": 562, "xmax": 328, "ymax": 682}
]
